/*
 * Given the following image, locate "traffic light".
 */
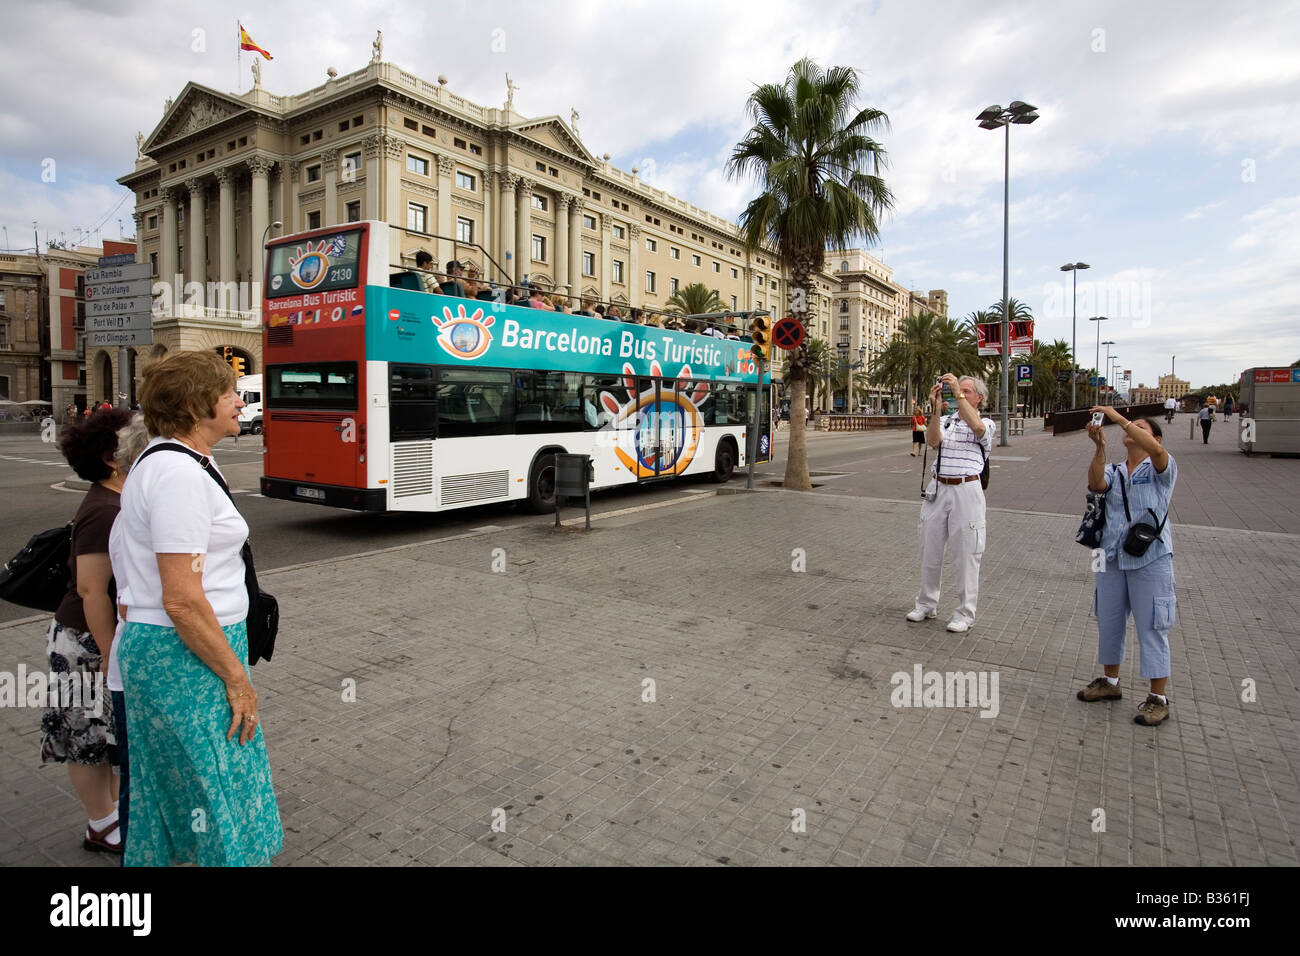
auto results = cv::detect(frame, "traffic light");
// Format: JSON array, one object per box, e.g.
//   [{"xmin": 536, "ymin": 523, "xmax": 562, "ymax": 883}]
[
  {"xmin": 231, "ymin": 356, "xmax": 246, "ymax": 377},
  {"xmin": 749, "ymin": 314, "xmax": 771, "ymax": 362},
  {"xmin": 223, "ymin": 345, "xmax": 233, "ymax": 362}
]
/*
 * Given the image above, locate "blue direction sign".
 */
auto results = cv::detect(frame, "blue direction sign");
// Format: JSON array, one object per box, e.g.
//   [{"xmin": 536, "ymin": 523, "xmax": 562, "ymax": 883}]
[
  {"xmin": 1088, "ymin": 376, "xmax": 1098, "ymax": 387},
  {"xmin": 1097, "ymin": 376, "xmax": 1107, "ymax": 387}
]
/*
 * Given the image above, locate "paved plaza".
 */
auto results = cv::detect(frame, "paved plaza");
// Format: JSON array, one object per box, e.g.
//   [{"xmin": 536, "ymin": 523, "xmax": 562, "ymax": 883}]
[{"xmin": 2, "ymin": 417, "xmax": 1297, "ymax": 866}]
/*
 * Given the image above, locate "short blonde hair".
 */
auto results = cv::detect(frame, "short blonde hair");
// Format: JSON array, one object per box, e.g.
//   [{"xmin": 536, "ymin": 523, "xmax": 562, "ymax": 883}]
[{"xmin": 140, "ymin": 350, "xmax": 237, "ymax": 438}]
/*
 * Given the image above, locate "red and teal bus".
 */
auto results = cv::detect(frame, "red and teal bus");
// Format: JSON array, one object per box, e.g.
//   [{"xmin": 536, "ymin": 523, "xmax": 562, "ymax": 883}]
[{"xmin": 259, "ymin": 221, "xmax": 773, "ymax": 512}]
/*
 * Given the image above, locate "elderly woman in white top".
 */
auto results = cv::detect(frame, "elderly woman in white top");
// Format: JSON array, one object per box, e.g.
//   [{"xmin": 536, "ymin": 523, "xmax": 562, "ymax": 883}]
[{"xmin": 115, "ymin": 350, "xmax": 282, "ymax": 866}]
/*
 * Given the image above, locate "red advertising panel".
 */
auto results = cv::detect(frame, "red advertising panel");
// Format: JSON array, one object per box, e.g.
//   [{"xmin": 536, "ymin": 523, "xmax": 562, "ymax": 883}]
[
  {"xmin": 977, "ymin": 320, "xmax": 1034, "ymax": 356},
  {"xmin": 1272, "ymin": 368, "xmax": 1291, "ymax": 383}
]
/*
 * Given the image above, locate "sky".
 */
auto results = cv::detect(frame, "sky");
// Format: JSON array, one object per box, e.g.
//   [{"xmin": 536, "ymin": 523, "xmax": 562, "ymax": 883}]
[{"xmin": 3, "ymin": 0, "xmax": 1297, "ymax": 390}]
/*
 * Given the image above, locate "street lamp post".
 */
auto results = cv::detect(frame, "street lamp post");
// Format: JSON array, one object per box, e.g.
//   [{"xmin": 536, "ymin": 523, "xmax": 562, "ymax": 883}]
[
  {"xmin": 1101, "ymin": 339, "xmax": 1115, "ymax": 406},
  {"xmin": 1088, "ymin": 315, "xmax": 1109, "ymax": 406},
  {"xmin": 978, "ymin": 100, "xmax": 1040, "ymax": 447},
  {"xmin": 1060, "ymin": 262, "xmax": 1089, "ymax": 408}
]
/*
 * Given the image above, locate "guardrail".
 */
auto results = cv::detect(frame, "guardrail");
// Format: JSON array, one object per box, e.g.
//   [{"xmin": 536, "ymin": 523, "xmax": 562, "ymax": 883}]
[{"xmin": 817, "ymin": 414, "xmax": 912, "ymax": 431}]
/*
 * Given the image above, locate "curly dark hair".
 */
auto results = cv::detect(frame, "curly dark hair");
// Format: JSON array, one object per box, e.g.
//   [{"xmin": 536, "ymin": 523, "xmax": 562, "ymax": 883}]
[{"xmin": 58, "ymin": 406, "xmax": 134, "ymax": 482}]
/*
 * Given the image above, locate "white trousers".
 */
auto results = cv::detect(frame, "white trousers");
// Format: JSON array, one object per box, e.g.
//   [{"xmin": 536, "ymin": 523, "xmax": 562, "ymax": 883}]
[{"xmin": 916, "ymin": 479, "xmax": 987, "ymax": 625}]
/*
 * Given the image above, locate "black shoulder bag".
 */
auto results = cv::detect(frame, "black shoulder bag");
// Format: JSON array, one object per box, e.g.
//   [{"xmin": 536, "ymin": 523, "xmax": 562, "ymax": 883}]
[
  {"xmin": 1076, "ymin": 464, "xmax": 1113, "ymax": 548},
  {"xmin": 1116, "ymin": 467, "xmax": 1168, "ymax": 557},
  {"xmin": 0, "ymin": 523, "xmax": 74, "ymax": 612},
  {"xmin": 135, "ymin": 444, "xmax": 278, "ymax": 665}
]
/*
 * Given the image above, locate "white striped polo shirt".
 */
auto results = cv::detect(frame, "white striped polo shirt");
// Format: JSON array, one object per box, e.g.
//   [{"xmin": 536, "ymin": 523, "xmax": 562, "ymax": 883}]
[{"xmin": 934, "ymin": 413, "xmax": 995, "ymax": 478}]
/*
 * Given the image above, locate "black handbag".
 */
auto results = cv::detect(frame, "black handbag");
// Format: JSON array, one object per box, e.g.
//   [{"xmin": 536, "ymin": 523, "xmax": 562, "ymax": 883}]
[
  {"xmin": 135, "ymin": 444, "xmax": 278, "ymax": 665},
  {"xmin": 1076, "ymin": 464, "xmax": 1113, "ymax": 548},
  {"xmin": 1116, "ymin": 466, "xmax": 1168, "ymax": 557},
  {"xmin": 0, "ymin": 523, "xmax": 73, "ymax": 612}
]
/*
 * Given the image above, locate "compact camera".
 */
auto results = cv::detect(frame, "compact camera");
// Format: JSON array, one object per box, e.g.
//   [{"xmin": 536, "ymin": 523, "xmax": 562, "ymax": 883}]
[
  {"xmin": 936, "ymin": 378, "xmax": 953, "ymax": 397},
  {"xmin": 1091, "ymin": 412, "xmax": 1105, "ymax": 427}
]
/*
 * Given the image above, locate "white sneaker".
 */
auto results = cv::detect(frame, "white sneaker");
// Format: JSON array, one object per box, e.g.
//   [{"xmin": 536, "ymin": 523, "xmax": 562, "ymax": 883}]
[
  {"xmin": 905, "ymin": 608, "xmax": 937, "ymax": 622},
  {"xmin": 945, "ymin": 619, "xmax": 971, "ymax": 633}
]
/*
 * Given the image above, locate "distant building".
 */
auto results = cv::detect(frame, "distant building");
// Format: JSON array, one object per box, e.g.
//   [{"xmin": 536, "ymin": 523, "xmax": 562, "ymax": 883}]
[
  {"xmin": 1158, "ymin": 374, "xmax": 1190, "ymax": 400},
  {"xmin": 1130, "ymin": 383, "xmax": 1162, "ymax": 405}
]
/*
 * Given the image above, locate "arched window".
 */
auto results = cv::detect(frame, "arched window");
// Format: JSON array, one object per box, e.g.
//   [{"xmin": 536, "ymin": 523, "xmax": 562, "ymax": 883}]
[
  {"xmin": 839, "ymin": 260, "xmax": 849, "ymax": 272},
  {"xmin": 839, "ymin": 300, "xmax": 848, "ymax": 313}
]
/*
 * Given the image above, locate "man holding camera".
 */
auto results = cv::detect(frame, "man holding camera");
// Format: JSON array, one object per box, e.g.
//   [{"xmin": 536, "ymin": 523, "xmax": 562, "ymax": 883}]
[{"xmin": 906, "ymin": 374, "xmax": 995, "ymax": 633}]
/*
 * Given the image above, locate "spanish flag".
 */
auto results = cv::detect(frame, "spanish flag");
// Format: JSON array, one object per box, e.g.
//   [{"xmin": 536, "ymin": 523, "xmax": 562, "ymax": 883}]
[{"xmin": 239, "ymin": 22, "xmax": 273, "ymax": 60}]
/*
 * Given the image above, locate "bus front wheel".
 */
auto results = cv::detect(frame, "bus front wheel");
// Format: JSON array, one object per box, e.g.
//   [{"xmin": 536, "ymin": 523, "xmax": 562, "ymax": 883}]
[
  {"xmin": 527, "ymin": 453, "xmax": 557, "ymax": 513},
  {"xmin": 711, "ymin": 440, "xmax": 736, "ymax": 483}
]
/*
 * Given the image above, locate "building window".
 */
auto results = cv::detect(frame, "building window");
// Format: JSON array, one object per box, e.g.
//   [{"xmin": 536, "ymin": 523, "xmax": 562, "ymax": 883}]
[
  {"xmin": 532, "ymin": 235, "xmax": 546, "ymax": 262},
  {"xmin": 306, "ymin": 164, "xmax": 322, "ymax": 183},
  {"xmin": 771, "ymin": 280, "xmax": 778, "ymax": 290},
  {"xmin": 582, "ymin": 251, "xmax": 595, "ymax": 277},
  {"xmin": 612, "ymin": 224, "xmax": 625, "ymax": 239},
  {"xmin": 342, "ymin": 152, "xmax": 362, "ymax": 176},
  {"xmin": 756, "ymin": 274, "xmax": 764, "ymax": 286},
  {"xmin": 839, "ymin": 335, "xmax": 850, "ymax": 347},
  {"xmin": 407, "ymin": 203, "xmax": 427, "ymax": 234},
  {"xmin": 531, "ymin": 194, "xmax": 547, "ymax": 211},
  {"xmin": 612, "ymin": 259, "xmax": 624, "ymax": 284},
  {"xmin": 583, "ymin": 214, "xmax": 596, "ymax": 230},
  {"xmin": 535, "ymin": 161, "xmax": 546, "ymax": 173},
  {"xmin": 307, "ymin": 211, "xmax": 321, "ymax": 230},
  {"xmin": 691, "ymin": 254, "xmax": 701, "ymax": 267},
  {"xmin": 713, "ymin": 261, "xmax": 720, "ymax": 273},
  {"xmin": 346, "ymin": 201, "xmax": 361, "ymax": 223},
  {"xmin": 645, "ymin": 270, "xmax": 655, "ymax": 293},
  {"xmin": 404, "ymin": 118, "xmax": 418, "ymax": 130},
  {"xmin": 469, "ymin": 144, "xmax": 482, "ymax": 156},
  {"xmin": 457, "ymin": 217, "xmax": 474, "ymax": 243},
  {"xmin": 407, "ymin": 155, "xmax": 429, "ymax": 175},
  {"xmin": 669, "ymin": 278, "xmax": 679, "ymax": 295},
  {"xmin": 645, "ymin": 238, "xmax": 656, "ymax": 252},
  {"xmin": 147, "ymin": 215, "xmax": 158, "ymax": 230},
  {"xmin": 453, "ymin": 137, "xmax": 467, "ymax": 149},
  {"xmin": 731, "ymin": 268, "xmax": 738, "ymax": 279},
  {"xmin": 839, "ymin": 300, "xmax": 848, "ymax": 312},
  {"xmin": 840, "ymin": 316, "xmax": 850, "ymax": 330},
  {"xmin": 729, "ymin": 295, "xmax": 737, "ymax": 310},
  {"xmin": 456, "ymin": 171, "xmax": 476, "ymax": 191},
  {"xmin": 669, "ymin": 247, "xmax": 680, "ymax": 259}
]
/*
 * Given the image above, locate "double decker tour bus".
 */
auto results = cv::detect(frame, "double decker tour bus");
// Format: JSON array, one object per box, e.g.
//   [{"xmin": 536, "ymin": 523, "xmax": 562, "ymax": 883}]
[{"xmin": 259, "ymin": 221, "xmax": 773, "ymax": 513}]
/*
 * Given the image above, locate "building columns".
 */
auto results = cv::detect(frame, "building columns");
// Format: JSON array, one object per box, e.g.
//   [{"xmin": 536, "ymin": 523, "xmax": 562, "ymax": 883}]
[
  {"xmin": 480, "ymin": 171, "xmax": 495, "ymax": 275},
  {"xmin": 248, "ymin": 157, "xmax": 273, "ymax": 289},
  {"xmin": 599, "ymin": 213, "xmax": 612, "ymax": 302},
  {"xmin": 362, "ymin": 137, "xmax": 381, "ymax": 222},
  {"xmin": 186, "ymin": 178, "xmax": 206, "ymax": 291},
  {"xmin": 568, "ymin": 198, "xmax": 584, "ymax": 296},
  {"xmin": 322, "ymin": 151, "xmax": 339, "ymax": 226},
  {"xmin": 435, "ymin": 153, "xmax": 455, "ymax": 267},
  {"xmin": 216, "ymin": 166, "xmax": 235, "ymax": 287},
  {"xmin": 499, "ymin": 173, "xmax": 517, "ymax": 283},
  {"xmin": 159, "ymin": 188, "xmax": 178, "ymax": 290},
  {"xmin": 515, "ymin": 178, "xmax": 533, "ymax": 286},
  {"xmin": 383, "ymin": 137, "xmax": 403, "ymax": 262},
  {"xmin": 628, "ymin": 224, "xmax": 641, "ymax": 309},
  {"xmin": 555, "ymin": 195, "xmax": 572, "ymax": 300}
]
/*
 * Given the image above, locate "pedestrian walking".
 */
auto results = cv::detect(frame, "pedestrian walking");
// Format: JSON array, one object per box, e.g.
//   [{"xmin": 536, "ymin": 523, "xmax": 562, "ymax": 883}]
[
  {"xmin": 115, "ymin": 350, "xmax": 283, "ymax": 866},
  {"xmin": 1223, "ymin": 395, "xmax": 1233, "ymax": 420},
  {"xmin": 906, "ymin": 374, "xmax": 994, "ymax": 633},
  {"xmin": 1077, "ymin": 407, "xmax": 1177, "ymax": 726},
  {"xmin": 910, "ymin": 405, "xmax": 926, "ymax": 457},
  {"xmin": 44, "ymin": 406, "xmax": 135, "ymax": 855},
  {"xmin": 1198, "ymin": 403, "xmax": 1213, "ymax": 443}
]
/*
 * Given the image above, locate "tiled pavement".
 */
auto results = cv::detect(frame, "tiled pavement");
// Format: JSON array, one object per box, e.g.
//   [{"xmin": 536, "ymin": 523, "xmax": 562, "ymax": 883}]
[{"xmin": 2, "ymin": 418, "xmax": 1297, "ymax": 866}]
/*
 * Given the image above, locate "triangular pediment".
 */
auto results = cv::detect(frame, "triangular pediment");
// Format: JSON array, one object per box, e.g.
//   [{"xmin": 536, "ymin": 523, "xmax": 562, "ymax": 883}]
[
  {"xmin": 512, "ymin": 117, "xmax": 597, "ymax": 167},
  {"xmin": 144, "ymin": 83, "xmax": 257, "ymax": 154}
]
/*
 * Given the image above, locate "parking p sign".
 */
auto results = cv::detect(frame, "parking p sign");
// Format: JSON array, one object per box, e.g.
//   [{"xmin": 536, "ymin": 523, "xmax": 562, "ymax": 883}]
[{"xmin": 1016, "ymin": 364, "xmax": 1032, "ymax": 385}]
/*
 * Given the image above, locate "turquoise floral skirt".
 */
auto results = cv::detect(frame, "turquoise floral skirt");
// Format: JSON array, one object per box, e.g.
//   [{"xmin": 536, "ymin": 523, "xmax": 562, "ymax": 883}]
[{"xmin": 118, "ymin": 619, "xmax": 283, "ymax": 867}]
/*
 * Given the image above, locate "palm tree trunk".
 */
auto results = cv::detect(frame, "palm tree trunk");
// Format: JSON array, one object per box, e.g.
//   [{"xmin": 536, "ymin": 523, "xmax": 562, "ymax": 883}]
[{"xmin": 783, "ymin": 257, "xmax": 815, "ymax": 491}]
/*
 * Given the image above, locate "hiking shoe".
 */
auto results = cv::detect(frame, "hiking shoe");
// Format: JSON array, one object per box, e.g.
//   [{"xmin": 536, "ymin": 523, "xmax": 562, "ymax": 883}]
[
  {"xmin": 905, "ymin": 608, "xmax": 937, "ymax": 622},
  {"xmin": 1077, "ymin": 677, "xmax": 1122, "ymax": 702},
  {"xmin": 1134, "ymin": 694, "xmax": 1170, "ymax": 726}
]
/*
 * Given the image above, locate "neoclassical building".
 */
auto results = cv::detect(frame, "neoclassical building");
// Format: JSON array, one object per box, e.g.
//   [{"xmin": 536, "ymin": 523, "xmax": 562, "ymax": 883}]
[{"xmin": 113, "ymin": 52, "xmax": 945, "ymax": 412}]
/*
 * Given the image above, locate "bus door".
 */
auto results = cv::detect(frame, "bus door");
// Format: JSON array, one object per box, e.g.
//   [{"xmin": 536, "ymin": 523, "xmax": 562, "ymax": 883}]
[{"xmin": 634, "ymin": 377, "xmax": 692, "ymax": 479}]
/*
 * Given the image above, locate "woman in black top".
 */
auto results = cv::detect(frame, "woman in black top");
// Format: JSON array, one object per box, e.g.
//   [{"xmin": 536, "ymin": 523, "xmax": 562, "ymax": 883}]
[{"xmin": 44, "ymin": 406, "xmax": 133, "ymax": 854}]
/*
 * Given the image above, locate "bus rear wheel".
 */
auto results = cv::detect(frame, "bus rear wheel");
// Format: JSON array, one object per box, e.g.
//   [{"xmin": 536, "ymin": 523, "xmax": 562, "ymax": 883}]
[
  {"xmin": 711, "ymin": 440, "xmax": 736, "ymax": 483},
  {"xmin": 527, "ymin": 453, "xmax": 557, "ymax": 513}
]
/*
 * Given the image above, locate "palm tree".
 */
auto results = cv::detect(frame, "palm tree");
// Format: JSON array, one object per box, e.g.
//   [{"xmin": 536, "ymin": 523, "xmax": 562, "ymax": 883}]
[
  {"xmin": 727, "ymin": 57, "xmax": 893, "ymax": 490},
  {"xmin": 868, "ymin": 311, "xmax": 980, "ymax": 409},
  {"xmin": 784, "ymin": 337, "xmax": 834, "ymax": 412},
  {"xmin": 664, "ymin": 282, "xmax": 726, "ymax": 317}
]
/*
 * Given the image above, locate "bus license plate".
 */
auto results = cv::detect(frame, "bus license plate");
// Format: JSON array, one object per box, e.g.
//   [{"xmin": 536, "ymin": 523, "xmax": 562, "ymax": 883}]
[{"xmin": 295, "ymin": 486, "xmax": 326, "ymax": 500}]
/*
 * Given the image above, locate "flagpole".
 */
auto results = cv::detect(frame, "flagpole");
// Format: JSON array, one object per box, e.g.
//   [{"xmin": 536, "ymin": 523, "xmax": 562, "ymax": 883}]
[{"xmin": 237, "ymin": 20, "xmax": 241, "ymax": 91}]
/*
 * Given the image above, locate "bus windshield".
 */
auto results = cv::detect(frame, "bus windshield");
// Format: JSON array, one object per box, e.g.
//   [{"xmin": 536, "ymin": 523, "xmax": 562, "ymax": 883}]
[{"xmin": 266, "ymin": 228, "xmax": 364, "ymax": 297}]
